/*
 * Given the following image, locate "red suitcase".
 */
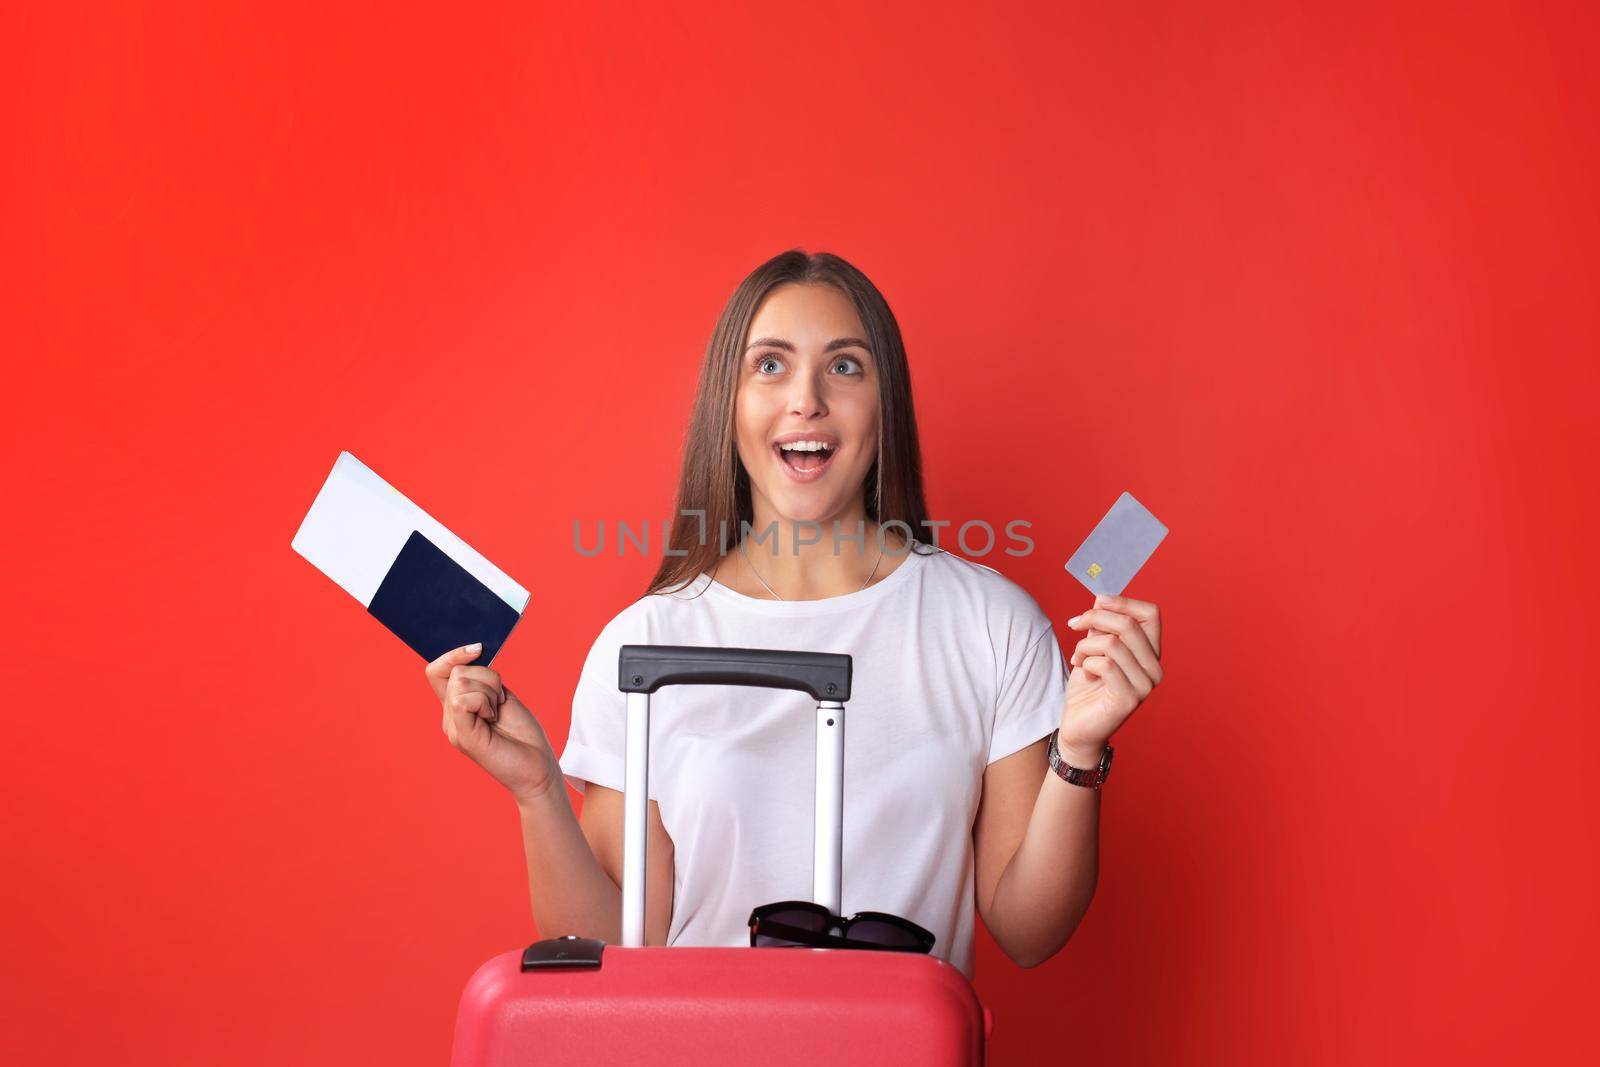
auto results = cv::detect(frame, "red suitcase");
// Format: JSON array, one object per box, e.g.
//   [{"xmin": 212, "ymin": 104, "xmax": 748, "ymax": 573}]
[{"xmin": 450, "ymin": 645, "xmax": 991, "ymax": 1065}]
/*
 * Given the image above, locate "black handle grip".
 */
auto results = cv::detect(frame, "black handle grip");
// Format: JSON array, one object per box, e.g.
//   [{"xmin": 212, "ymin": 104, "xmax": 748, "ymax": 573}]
[{"xmin": 618, "ymin": 644, "xmax": 851, "ymax": 701}]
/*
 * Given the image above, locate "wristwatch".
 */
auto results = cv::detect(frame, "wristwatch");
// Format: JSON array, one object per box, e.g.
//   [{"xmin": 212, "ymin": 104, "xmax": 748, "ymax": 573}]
[{"xmin": 1047, "ymin": 729, "xmax": 1114, "ymax": 790}]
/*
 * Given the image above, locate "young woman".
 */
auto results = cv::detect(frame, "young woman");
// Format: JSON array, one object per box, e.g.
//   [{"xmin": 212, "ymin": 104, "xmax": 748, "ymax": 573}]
[{"xmin": 423, "ymin": 250, "xmax": 1165, "ymax": 979}]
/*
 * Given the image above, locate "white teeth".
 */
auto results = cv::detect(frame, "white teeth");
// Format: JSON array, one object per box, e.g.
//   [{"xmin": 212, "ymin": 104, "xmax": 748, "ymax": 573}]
[{"xmin": 778, "ymin": 440, "xmax": 833, "ymax": 452}]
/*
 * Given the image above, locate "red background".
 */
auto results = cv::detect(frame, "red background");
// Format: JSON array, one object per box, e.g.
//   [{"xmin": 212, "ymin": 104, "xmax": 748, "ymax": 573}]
[{"xmin": 4, "ymin": 2, "xmax": 1596, "ymax": 1063}]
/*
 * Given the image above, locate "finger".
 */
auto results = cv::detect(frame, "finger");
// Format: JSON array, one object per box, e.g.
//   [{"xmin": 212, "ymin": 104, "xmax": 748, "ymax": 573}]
[
  {"xmin": 448, "ymin": 665, "xmax": 503, "ymax": 691},
  {"xmin": 1070, "ymin": 633, "xmax": 1160, "ymax": 693},
  {"xmin": 1092, "ymin": 593, "xmax": 1156, "ymax": 621},
  {"xmin": 425, "ymin": 643, "xmax": 485, "ymax": 701},
  {"xmin": 1094, "ymin": 594, "xmax": 1161, "ymax": 658},
  {"xmin": 1065, "ymin": 608, "xmax": 1162, "ymax": 683},
  {"xmin": 1079, "ymin": 653, "xmax": 1115, "ymax": 680},
  {"xmin": 447, "ymin": 666, "xmax": 502, "ymax": 701},
  {"xmin": 1070, "ymin": 634, "xmax": 1105, "ymax": 670},
  {"xmin": 494, "ymin": 687, "xmax": 551, "ymax": 747},
  {"xmin": 1069, "ymin": 597, "xmax": 1160, "ymax": 650},
  {"xmin": 451, "ymin": 687, "xmax": 501, "ymax": 725},
  {"xmin": 1077, "ymin": 634, "xmax": 1153, "ymax": 698},
  {"xmin": 450, "ymin": 682, "xmax": 504, "ymax": 726},
  {"xmin": 1081, "ymin": 655, "xmax": 1139, "ymax": 721},
  {"xmin": 448, "ymin": 696, "xmax": 486, "ymax": 753},
  {"xmin": 443, "ymin": 699, "xmax": 473, "ymax": 747}
]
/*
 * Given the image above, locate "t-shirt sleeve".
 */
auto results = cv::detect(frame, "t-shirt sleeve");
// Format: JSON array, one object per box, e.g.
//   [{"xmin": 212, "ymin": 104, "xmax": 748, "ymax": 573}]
[
  {"xmin": 988, "ymin": 620, "xmax": 1070, "ymax": 765},
  {"xmin": 558, "ymin": 669, "xmax": 627, "ymax": 796},
  {"xmin": 557, "ymin": 608, "xmax": 647, "ymax": 797}
]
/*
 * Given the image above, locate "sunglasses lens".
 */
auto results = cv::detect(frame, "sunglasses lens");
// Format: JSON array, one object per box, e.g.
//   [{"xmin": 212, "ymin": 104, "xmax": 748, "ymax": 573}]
[
  {"xmin": 844, "ymin": 917, "xmax": 927, "ymax": 951},
  {"xmin": 752, "ymin": 904, "xmax": 831, "ymax": 947}
]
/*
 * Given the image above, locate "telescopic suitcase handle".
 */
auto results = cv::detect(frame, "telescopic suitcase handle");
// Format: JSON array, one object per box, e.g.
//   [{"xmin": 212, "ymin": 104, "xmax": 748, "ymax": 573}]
[
  {"xmin": 614, "ymin": 644, "xmax": 853, "ymax": 948},
  {"xmin": 618, "ymin": 644, "xmax": 852, "ymax": 700}
]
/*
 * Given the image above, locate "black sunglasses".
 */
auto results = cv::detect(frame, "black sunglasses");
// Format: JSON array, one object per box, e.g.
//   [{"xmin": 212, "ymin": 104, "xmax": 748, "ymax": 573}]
[{"xmin": 748, "ymin": 901, "xmax": 936, "ymax": 954}]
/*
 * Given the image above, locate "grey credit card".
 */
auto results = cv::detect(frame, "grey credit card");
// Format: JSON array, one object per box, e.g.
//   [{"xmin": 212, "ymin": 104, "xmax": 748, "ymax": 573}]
[{"xmin": 1064, "ymin": 492, "xmax": 1169, "ymax": 596}]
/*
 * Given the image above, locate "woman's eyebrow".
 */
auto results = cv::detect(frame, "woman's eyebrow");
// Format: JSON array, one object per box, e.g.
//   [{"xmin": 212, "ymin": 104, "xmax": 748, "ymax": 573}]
[{"xmin": 745, "ymin": 337, "xmax": 872, "ymax": 353}]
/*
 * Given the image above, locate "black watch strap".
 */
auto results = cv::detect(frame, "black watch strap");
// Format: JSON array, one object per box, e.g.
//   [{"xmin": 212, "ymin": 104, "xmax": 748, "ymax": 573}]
[{"xmin": 1047, "ymin": 729, "xmax": 1113, "ymax": 789}]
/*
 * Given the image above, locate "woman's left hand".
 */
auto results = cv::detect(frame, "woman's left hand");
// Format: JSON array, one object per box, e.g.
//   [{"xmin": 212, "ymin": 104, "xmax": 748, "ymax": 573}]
[{"xmin": 1058, "ymin": 593, "xmax": 1164, "ymax": 765}]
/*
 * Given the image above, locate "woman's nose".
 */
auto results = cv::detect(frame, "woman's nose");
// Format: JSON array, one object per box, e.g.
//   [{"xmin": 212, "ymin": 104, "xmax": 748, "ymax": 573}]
[{"xmin": 788, "ymin": 373, "xmax": 828, "ymax": 417}]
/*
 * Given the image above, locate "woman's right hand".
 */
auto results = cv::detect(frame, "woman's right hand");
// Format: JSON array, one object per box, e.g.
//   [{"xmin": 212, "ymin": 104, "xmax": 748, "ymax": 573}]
[{"xmin": 425, "ymin": 643, "xmax": 561, "ymax": 804}]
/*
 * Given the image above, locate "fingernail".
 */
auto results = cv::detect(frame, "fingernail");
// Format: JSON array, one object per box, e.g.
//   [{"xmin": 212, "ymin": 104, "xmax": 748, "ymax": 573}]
[{"xmin": 463, "ymin": 642, "xmax": 482, "ymax": 653}]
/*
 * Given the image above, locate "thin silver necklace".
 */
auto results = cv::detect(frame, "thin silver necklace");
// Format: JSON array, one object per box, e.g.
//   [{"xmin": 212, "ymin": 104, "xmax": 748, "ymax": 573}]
[{"xmin": 740, "ymin": 540, "xmax": 884, "ymax": 601}]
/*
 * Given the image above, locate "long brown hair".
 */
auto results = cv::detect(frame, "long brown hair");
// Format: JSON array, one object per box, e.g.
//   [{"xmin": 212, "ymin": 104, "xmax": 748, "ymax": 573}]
[{"xmin": 643, "ymin": 249, "xmax": 936, "ymax": 598}]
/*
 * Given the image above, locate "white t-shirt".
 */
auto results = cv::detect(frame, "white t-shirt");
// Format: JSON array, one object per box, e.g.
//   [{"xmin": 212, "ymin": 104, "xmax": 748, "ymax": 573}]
[{"xmin": 557, "ymin": 539, "xmax": 1070, "ymax": 979}]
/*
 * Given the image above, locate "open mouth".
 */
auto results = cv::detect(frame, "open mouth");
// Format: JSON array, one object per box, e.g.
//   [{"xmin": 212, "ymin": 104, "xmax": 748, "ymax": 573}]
[{"xmin": 773, "ymin": 440, "xmax": 838, "ymax": 477}]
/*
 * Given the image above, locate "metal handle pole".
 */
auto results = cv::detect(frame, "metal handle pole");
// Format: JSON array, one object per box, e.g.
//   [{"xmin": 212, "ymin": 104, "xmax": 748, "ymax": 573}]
[
  {"xmin": 814, "ymin": 700, "xmax": 845, "ymax": 914},
  {"xmin": 621, "ymin": 690, "xmax": 650, "ymax": 948}
]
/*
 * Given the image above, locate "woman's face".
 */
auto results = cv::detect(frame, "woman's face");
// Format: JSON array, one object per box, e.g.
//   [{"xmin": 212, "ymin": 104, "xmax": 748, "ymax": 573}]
[{"xmin": 734, "ymin": 282, "xmax": 879, "ymax": 529}]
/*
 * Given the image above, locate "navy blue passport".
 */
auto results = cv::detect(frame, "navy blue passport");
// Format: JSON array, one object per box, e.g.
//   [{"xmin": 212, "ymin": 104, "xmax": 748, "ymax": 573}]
[{"xmin": 367, "ymin": 530, "xmax": 523, "ymax": 666}]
